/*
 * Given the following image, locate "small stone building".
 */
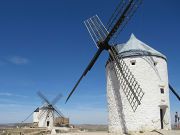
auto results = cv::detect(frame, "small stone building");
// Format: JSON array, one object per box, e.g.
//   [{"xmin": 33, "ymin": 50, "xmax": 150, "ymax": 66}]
[
  {"xmin": 106, "ymin": 34, "xmax": 171, "ymax": 134},
  {"xmin": 54, "ymin": 117, "xmax": 69, "ymax": 127}
]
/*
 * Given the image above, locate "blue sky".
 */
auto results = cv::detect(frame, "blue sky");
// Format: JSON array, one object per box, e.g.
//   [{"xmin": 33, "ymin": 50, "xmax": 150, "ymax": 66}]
[{"xmin": 0, "ymin": 0, "xmax": 179, "ymax": 124}]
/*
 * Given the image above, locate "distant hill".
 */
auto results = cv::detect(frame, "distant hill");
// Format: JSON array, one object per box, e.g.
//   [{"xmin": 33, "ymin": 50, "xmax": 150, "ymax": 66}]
[{"xmin": 0, "ymin": 123, "xmax": 32, "ymax": 128}]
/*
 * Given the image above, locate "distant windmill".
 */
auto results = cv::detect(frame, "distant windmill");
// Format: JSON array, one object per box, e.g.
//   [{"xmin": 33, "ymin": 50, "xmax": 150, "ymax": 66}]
[
  {"xmin": 34, "ymin": 91, "xmax": 64, "ymax": 128},
  {"xmin": 22, "ymin": 91, "xmax": 69, "ymax": 128}
]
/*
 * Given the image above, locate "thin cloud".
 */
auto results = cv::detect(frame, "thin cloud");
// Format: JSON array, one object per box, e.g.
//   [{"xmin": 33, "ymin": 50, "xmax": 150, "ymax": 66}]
[
  {"xmin": 6, "ymin": 56, "xmax": 29, "ymax": 65},
  {"xmin": 0, "ymin": 103, "xmax": 24, "ymax": 107},
  {"xmin": 0, "ymin": 92, "xmax": 27, "ymax": 98},
  {"xmin": 0, "ymin": 92, "xmax": 12, "ymax": 96}
]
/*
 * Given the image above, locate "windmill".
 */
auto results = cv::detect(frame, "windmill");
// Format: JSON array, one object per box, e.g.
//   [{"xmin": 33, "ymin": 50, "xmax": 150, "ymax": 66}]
[
  {"xmin": 64, "ymin": 0, "xmax": 180, "ymax": 133},
  {"xmin": 36, "ymin": 91, "xmax": 65, "ymax": 128},
  {"xmin": 66, "ymin": 0, "xmax": 145, "ymax": 112},
  {"xmin": 66, "ymin": 0, "xmax": 180, "ymax": 105},
  {"xmin": 21, "ymin": 91, "xmax": 68, "ymax": 128}
]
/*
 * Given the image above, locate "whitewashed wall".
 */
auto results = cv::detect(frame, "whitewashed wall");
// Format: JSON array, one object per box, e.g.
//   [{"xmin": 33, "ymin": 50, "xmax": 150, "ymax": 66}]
[
  {"xmin": 38, "ymin": 109, "xmax": 54, "ymax": 128},
  {"xmin": 106, "ymin": 56, "xmax": 171, "ymax": 134},
  {"xmin": 33, "ymin": 112, "xmax": 39, "ymax": 123}
]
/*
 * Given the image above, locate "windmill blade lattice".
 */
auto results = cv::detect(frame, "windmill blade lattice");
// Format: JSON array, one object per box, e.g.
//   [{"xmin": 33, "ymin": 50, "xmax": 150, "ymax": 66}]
[
  {"xmin": 109, "ymin": 46, "xmax": 144, "ymax": 111},
  {"xmin": 106, "ymin": 0, "xmax": 142, "ymax": 43},
  {"xmin": 84, "ymin": 15, "xmax": 109, "ymax": 48},
  {"xmin": 106, "ymin": 0, "xmax": 126, "ymax": 31}
]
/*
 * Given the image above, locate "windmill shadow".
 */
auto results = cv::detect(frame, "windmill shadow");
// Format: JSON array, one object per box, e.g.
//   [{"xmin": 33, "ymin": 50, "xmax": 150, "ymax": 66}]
[
  {"xmin": 134, "ymin": 51, "xmax": 162, "ymax": 81},
  {"xmin": 151, "ymin": 130, "xmax": 164, "ymax": 135},
  {"xmin": 109, "ymin": 64, "xmax": 128, "ymax": 133}
]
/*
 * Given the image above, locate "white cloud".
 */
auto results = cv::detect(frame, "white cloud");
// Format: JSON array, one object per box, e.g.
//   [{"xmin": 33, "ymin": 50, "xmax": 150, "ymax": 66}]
[
  {"xmin": 0, "ymin": 92, "xmax": 12, "ymax": 96},
  {"xmin": 0, "ymin": 92, "xmax": 27, "ymax": 98},
  {"xmin": 6, "ymin": 56, "xmax": 29, "ymax": 65}
]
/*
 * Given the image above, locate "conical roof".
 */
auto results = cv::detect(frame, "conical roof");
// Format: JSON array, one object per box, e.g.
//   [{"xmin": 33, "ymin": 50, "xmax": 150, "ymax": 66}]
[{"xmin": 115, "ymin": 34, "xmax": 166, "ymax": 60}]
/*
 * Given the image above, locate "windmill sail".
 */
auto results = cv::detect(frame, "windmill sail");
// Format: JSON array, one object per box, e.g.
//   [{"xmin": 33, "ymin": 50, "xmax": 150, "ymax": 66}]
[
  {"xmin": 66, "ymin": 0, "xmax": 144, "ymax": 111},
  {"xmin": 105, "ymin": 0, "xmax": 142, "ymax": 43},
  {"xmin": 37, "ymin": 91, "xmax": 51, "ymax": 105},
  {"xmin": 37, "ymin": 91, "xmax": 65, "ymax": 119},
  {"xmin": 84, "ymin": 15, "xmax": 109, "ymax": 48},
  {"xmin": 66, "ymin": 48, "xmax": 103, "ymax": 103},
  {"xmin": 169, "ymin": 84, "xmax": 180, "ymax": 101},
  {"xmin": 109, "ymin": 46, "xmax": 144, "ymax": 111}
]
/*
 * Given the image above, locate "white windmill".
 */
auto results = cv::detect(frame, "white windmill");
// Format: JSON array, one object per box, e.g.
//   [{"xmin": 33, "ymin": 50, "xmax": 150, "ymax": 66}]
[
  {"xmin": 21, "ymin": 92, "xmax": 65, "ymax": 129},
  {"xmin": 106, "ymin": 34, "xmax": 174, "ymax": 133},
  {"xmin": 65, "ymin": 0, "xmax": 180, "ymax": 134},
  {"xmin": 33, "ymin": 91, "xmax": 64, "ymax": 128}
]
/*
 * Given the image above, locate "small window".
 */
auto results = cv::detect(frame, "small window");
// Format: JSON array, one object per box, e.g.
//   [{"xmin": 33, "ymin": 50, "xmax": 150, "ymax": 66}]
[
  {"xmin": 160, "ymin": 88, "xmax": 164, "ymax": 94},
  {"xmin": 154, "ymin": 62, "xmax": 157, "ymax": 66},
  {"xmin": 130, "ymin": 60, "xmax": 136, "ymax": 65}
]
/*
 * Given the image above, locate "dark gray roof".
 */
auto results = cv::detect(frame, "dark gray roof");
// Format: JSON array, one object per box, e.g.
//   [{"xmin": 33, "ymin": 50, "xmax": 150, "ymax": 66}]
[
  {"xmin": 34, "ymin": 107, "xmax": 39, "ymax": 112},
  {"xmin": 114, "ymin": 34, "xmax": 166, "ymax": 60}
]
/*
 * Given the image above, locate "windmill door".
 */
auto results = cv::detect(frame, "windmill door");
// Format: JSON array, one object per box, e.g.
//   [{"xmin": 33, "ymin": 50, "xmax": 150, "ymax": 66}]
[
  {"xmin": 47, "ymin": 121, "xmax": 50, "ymax": 127},
  {"xmin": 160, "ymin": 109, "xmax": 164, "ymax": 129}
]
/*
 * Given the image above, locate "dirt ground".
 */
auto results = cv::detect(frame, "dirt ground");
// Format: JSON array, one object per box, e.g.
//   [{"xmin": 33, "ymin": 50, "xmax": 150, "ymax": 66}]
[
  {"xmin": 58, "ymin": 130, "xmax": 180, "ymax": 135},
  {"xmin": 1, "ymin": 127, "xmax": 180, "ymax": 135}
]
